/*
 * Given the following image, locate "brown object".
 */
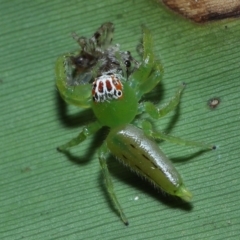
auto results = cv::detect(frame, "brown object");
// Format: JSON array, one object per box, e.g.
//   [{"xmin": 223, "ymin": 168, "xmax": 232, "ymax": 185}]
[{"xmin": 162, "ymin": 0, "xmax": 240, "ymax": 23}]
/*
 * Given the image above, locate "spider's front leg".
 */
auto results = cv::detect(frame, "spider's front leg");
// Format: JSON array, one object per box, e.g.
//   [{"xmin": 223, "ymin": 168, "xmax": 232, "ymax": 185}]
[
  {"xmin": 55, "ymin": 55, "xmax": 92, "ymax": 108},
  {"xmin": 57, "ymin": 121, "xmax": 102, "ymax": 152},
  {"xmin": 98, "ymin": 142, "xmax": 129, "ymax": 226},
  {"xmin": 131, "ymin": 26, "xmax": 164, "ymax": 99}
]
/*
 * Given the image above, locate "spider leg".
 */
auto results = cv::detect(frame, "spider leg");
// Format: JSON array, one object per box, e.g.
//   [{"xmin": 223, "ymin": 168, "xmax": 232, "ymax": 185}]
[
  {"xmin": 130, "ymin": 26, "xmax": 164, "ymax": 99},
  {"xmin": 140, "ymin": 25, "xmax": 155, "ymax": 67},
  {"xmin": 55, "ymin": 55, "xmax": 92, "ymax": 108},
  {"xmin": 57, "ymin": 121, "xmax": 102, "ymax": 152},
  {"xmin": 92, "ymin": 22, "xmax": 114, "ymax": 49},
  {"xmin": 140, "ymin": 120, "xmax": 215, "ymax": 150},
  {"xmin": 139, "ymin": 83, "xmax": 185, "ymax": 119},
  {"xmin": 72, "ymin": 22, "xmax": 114, "ymax": 51},
  {"xmin": 137, "ymin": 61, "xmax": 163, "ymax": 98},
  {"xmin": 98, "ymin": 142, "xmax": 129, "ymax": 226}
]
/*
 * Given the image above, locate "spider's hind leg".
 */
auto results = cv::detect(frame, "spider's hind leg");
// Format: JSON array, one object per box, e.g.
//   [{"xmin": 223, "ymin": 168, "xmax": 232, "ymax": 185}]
[
  {"xmin": 98, "ymin": 142, "xmax": 129, "ymax": 226},
  {"xmin": 141, "ymin": 120, "xmax": 215, "ymax": 150}
]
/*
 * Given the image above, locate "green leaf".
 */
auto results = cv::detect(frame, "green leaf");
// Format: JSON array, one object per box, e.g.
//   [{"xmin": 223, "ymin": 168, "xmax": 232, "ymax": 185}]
[{"xmin": 0, "ymin": 1, "xmax": 239, "ymax": 239}]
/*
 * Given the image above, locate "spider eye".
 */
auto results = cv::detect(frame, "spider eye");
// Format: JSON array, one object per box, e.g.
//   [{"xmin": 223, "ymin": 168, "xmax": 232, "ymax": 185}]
[{"xmin": 117, "ymin": 90, "xmax": 122, "ymax": 97}]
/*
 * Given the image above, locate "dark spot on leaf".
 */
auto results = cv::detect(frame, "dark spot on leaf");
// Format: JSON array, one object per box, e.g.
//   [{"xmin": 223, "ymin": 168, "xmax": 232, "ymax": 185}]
[{"xmin": 208, "ymin": 97, "xmax": 220, "ymax": 109}]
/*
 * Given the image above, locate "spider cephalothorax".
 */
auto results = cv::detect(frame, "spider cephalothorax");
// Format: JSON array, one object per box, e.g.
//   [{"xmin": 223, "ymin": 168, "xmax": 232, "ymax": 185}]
[{"xmin": 55, "ymin": 23, "xmax": 215, "ymax": 225}]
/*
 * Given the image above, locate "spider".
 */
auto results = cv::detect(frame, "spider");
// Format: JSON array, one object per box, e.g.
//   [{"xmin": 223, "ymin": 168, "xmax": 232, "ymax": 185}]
[{"xmin": 55, "ymin": 23, "xmax": 215, "ymax": 225}]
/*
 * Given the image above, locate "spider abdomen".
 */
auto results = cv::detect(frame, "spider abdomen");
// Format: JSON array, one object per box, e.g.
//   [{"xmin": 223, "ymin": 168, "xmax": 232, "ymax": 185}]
[{"xmin": 106, "ymin": 124, "xmax": 192, "ymax": 201}]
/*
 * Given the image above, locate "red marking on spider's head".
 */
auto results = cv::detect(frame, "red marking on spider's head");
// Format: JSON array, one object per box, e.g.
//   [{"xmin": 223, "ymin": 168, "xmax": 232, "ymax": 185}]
[
  {"xmin": 98, "ymin": 81, "xmax": 104, "ymax": 93},
  {"xmin": 106, "ymin": 80, "xmax": 113, "ymax": 91},
  {"xmin": 92, "ymin": 74, "xmax": 123, "ymax": 102}
]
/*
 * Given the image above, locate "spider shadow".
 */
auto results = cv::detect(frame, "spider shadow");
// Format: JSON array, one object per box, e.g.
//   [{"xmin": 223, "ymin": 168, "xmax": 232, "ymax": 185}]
[
  {"xmin": 55, "ymin": 91, "xmax": 108, "ymax": 165},
  {"xmin": 143, "ymin": 81, "xmax": 164, "ymax": 105},
  {"xmin": 55, "ymin": 91, "xmax": 94, "ymax": 129},
  {"xmin": 143, "ymin": 82, "xmax": 182, "ymax": 135},
  {"xmin": 171, "ymin": 149, "xmax": 212, "ymax": 164},
  {"xmin": 97, "ymin": 148, "xmax": 211, "ymax": 219},
  {"xmin": 99, "ymin": 146, "xmax": 214, "ymax": 220},
  {"xmin": 97, "ymin": 155, "xmax": 194, "ymax": 222},
  {"xmin": 59, "ymin": 128, "xmax": 107, "ymax": 166},
  {"xmin": 164, "ymin": 101, "xmax": 181, "ymax": 134}
]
